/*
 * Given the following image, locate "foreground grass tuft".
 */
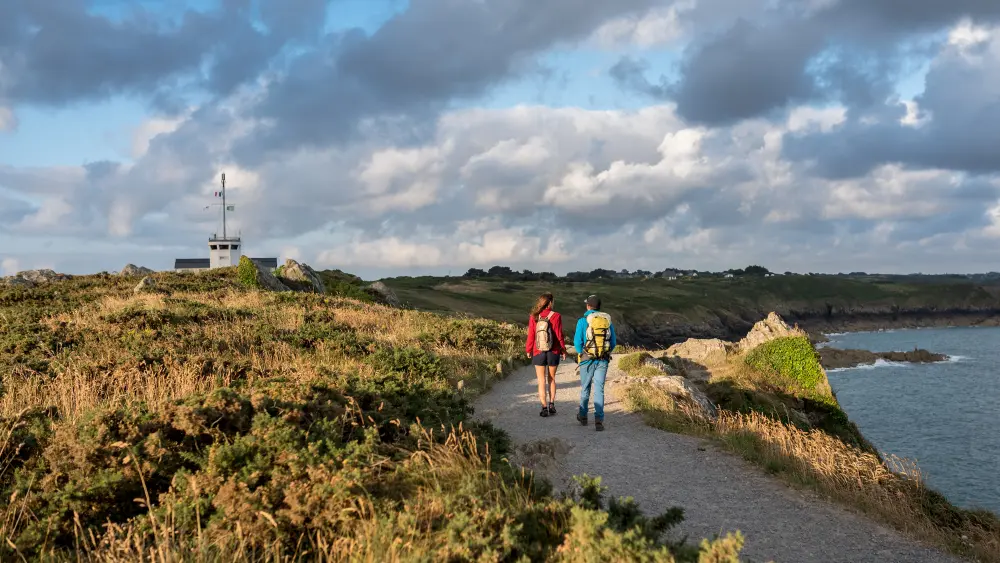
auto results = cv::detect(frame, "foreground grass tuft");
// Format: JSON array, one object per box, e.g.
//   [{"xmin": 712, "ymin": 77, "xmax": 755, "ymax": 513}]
[{"xmin": 0, "ymin": 270, "xmax": 743, "ymax": 561}]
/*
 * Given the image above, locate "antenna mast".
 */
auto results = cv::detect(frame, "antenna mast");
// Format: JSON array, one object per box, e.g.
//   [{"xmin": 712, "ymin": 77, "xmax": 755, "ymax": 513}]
[{"xmin": 221, "ymin": 173, "xmax": 227, "ymax": 239}]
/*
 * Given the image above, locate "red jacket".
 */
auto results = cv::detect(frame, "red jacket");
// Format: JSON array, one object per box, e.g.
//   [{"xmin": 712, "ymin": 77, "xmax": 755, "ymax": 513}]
[{"xmin": 525, "ymin": 308, "xmax": 566, "ymax": 355}]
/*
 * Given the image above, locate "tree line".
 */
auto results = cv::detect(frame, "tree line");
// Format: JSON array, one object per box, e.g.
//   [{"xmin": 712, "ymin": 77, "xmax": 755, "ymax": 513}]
[{"xmin": 461, "ymin": 265, "xmax": 775, "ymax": 281}]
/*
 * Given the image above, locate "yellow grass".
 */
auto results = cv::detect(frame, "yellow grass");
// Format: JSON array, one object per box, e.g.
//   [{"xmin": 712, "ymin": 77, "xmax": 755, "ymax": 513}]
[
  {"xmin": 4, "ymin": 289, "xmax": 520, "ymax": 423},
  {"xmin": 620, "ymin": 380, "xmax": 1000, "ymax": 562}
]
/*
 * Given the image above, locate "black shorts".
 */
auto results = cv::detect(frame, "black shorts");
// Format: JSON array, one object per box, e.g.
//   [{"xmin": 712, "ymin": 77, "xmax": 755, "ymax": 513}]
[{"xmin": 531, "ymin": 351, "xmax": 561, "ymax": 366}]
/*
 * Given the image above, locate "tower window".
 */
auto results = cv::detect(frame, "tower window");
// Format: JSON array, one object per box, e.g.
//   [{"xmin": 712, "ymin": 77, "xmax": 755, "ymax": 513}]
[
  {"xmin": 219, "ymin": 244, "xmax": 229, "ymax": 249},
  {"xmin": 210, "ymin": 244, "xmax": 217, "ymax": 249},
  {"xmin": 232, "ymin": 245, "xmax": 239, "ymax": 250}
]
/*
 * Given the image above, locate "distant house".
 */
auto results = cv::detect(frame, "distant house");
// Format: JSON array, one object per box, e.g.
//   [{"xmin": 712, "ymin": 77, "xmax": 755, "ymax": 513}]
[
  {"xmin": 724, "ymin": 273, "xmax": 734, "ymax": 278},
  {"xmin": 174, "ymin": 256, "xmax": 277, "ymax": 273},
  {"xmin": 667, "ymin": 276, "xmax": 678, "ymax": 281}
]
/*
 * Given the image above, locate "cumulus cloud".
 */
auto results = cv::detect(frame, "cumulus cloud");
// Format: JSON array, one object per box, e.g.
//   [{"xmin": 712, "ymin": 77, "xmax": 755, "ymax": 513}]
[
  {"xmin": 782, "ymin": 20, "xmax": 1000, "ymax": 176},
  {"xmin": 3, "ymin": 0, "xmax": 1000, "ymax": 277},
  {"xmin": 0, "ymin": 0, "xmax": 328, "ymax": 108},
  {"xmin": 591, "ymin": 4, "xmax": 690, "ymax": 48}
]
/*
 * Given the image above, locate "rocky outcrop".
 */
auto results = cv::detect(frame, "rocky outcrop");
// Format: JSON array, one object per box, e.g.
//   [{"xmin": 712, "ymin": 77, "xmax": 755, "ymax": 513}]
[
  {"xmin": 639, "ymin": 355, "xmax": 678, "ymax": 376},
  {"xmin": 665, "ymin": 338, "xmax": 728, "ymax": 364},
  {"xmin": 366, "ymin": 281, "xmax": 401, "ymax": 307},
  {"xmin": 737, "ymin": 312, "xmax": 804, "ymax": 353},
  {"xmin": 1, "ymin": 276, "xmax": 35, "ymax": 288},
  {"xmin": 258, "ymin": 265, "xmax": 290, "ymax": 292},
  {"xmin": 238, "ymin": 256, "xmax": 290, "ymax": 292},
  {"xmin": 279, "ymin": 259, "xmax": 325, "ymax": 293},
  {"xmin": 133, "ymin": 276, "xmax": 157, "ymax": 293},
  {"xmin": 119, "ymin": 264, "xmax": 154, "ymax": 277},
  {"xmin": 818, "ymin": 347, "xmax": 948, "ymax": 370},
  {"xmin": 1, "ymin": 269, "xmax": 72, "ymax": 288},
  {"xmin": 616, "ymin": 355, "xmax": 718, "ymax": 419}
]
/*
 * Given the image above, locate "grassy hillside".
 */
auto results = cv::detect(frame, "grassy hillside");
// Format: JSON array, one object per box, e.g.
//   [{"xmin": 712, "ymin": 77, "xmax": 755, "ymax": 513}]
[
  {"xmin": 0, "ymin": 270, "xmax": 743, "ymax": 561},
  {"xmin": 381, "ymin": 274, "xmax": 1000, "ymax": 346}
]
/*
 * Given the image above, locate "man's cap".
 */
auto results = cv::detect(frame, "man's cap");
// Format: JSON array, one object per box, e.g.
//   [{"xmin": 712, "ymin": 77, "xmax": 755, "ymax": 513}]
[{"xmin": 584, "ymin": 294, "xmax": 601, "ymax": 309}]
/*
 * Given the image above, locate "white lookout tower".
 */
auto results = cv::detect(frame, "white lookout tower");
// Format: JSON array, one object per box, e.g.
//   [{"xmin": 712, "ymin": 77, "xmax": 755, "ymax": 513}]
[
  {"xmin": 209, "ymin": 172, "xmax": 241, "ymax": 268},
  {"xmin": 173, "ymin": 173, "xmax": 277, "ymax": 273}
]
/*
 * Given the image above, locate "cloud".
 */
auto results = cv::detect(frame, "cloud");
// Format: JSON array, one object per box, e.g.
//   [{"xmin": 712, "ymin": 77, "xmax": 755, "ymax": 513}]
[
  {"xmin": 4, "ymin": 0, "xmax": 1000, "ymax": 278},
  {"xmin": 237, "ymin": 0, "xmax": 663, "ymax": 157},
  {"xmin": 626, "ymin": 0, "xmax": 1000, "ymax": 126},
  {"xmin": 782, "ymin": 20, "xmax": 1000, "ymax": 176},
  {"xmin": 591, "ymin": 4, "xmax": 690, "ymax": 49},
  {"xmin": 0, "ymin": 0, "xmax": 328, "ymax": 108},
  {"xmin": 0, "ymin": 257, "xmax": 19, "ymax": 276},
  {"xmin": 0, "ymin": 104, "xmax": 15, "ymax": 131}
]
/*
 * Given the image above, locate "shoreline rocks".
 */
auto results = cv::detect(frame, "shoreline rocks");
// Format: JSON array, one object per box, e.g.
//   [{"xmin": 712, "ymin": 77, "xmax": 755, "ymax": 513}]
[{"xmin": 818, "ymin": 347, "xmax": 948, "ymax": 370}]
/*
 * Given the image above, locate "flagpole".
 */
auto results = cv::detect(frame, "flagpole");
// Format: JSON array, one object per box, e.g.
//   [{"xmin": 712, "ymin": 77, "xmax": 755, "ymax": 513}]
[{"xmin": 221, "ymin": 173, "xmax": 227, "ymax": 239}]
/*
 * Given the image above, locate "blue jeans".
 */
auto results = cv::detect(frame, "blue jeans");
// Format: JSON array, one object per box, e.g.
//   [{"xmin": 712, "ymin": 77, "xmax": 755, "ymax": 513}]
[{"xmin": 578, "ymin": 360, "xmax": 609, "ymax": 421}]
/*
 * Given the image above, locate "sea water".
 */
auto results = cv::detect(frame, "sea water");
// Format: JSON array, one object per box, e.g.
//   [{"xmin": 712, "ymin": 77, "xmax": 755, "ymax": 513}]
[{"xmin": 823, "ymin": 327, "xmax": 1000, "ymax": 515}]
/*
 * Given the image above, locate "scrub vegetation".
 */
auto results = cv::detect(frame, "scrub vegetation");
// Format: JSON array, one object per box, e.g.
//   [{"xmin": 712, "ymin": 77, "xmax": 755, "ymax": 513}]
[{"xmin": 0, "ymin": 269, "xmax": 743, "ymax": 561}]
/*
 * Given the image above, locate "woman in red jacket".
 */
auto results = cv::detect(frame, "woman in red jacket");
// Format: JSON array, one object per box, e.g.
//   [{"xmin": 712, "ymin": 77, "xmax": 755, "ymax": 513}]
[{"xmin": 526, "ymin": 292, "xmax": 566, "ymax": 417}]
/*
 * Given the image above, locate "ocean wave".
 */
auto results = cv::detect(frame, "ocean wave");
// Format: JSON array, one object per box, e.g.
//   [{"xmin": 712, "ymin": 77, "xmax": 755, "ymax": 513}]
[
  {"xmin": 826, "ymin": 358, "xmax": 912, "ymax": 373},
  {"xmin": 946, "ymin": 355, "xmax": 969, "ymax": 363}
]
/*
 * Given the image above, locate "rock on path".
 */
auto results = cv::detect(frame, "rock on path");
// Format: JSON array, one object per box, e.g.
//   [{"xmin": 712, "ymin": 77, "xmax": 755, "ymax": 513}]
[{"xmin": 472, "ymin": 357, "xmax": 959, "ymax": 563}]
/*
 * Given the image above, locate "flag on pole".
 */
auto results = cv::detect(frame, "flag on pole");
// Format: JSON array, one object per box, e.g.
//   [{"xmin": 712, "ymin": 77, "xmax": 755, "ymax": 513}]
[{"xmin": 214, "ymin": 191, "xmax": 222, "ymax": 197}]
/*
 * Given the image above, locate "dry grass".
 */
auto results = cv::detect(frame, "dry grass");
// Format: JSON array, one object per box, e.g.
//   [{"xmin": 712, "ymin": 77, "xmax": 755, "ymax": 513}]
[
  {"xmin": 4, "ymin": 288, "xmax": 520, "ymax": 423},
  {"xmin": 0, "ymin": 271, "xmax": 744, "ymax": 561},
  {"xmin": 618, "ymin": 359, "xmax": 1000, "ymax": 563}
]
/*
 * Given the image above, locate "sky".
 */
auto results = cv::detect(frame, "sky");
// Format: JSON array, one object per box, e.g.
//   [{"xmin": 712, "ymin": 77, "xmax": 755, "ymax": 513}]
[{"xmin": 3, "ymin": 0, "xmax": 1000, "ymax": 280}]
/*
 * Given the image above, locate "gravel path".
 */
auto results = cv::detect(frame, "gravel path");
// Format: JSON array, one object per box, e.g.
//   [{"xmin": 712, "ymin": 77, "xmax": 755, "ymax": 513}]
[{"xmin": 473, "ymin": 358, "xmax": 959, "ymax": 563}]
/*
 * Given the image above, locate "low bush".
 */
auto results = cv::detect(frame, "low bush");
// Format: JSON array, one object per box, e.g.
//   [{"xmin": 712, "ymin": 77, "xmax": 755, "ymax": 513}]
[
  {"xmin": 236, "ymin": 256, "xmax": 262, "ymax": 289},
  {"xmin": 617, "ymin": 352, "xmax": 652, "ymax": 374},
  {"xmin": 743, "ymin": 336, "xmax": 827, "ymax": 398}
]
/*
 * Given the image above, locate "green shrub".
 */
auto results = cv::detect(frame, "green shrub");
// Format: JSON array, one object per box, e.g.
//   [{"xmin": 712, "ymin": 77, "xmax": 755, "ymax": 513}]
[
  {"xmin": 366, "ymin": 345, "xmax": 444, "ymax": 381},
  {"xmin": 237, "ymin": 256, "xmax": 261, "ymax": 289},
  {"xmin": 617, "ymin": 352, "xmax": 651, "ymax": 375},
  {"xmin": 283, "ymin": 322, "xmax": 374, "ymax": 355},
  {"xmin": 429, "ymin": 318, "xmax": 521, "ymax": 352},
  {"xmin": 329, "ymin": 280, "xmax": 376, "ymax": 302},
  {"xmin": 744, "ymin": 336, "xmax": 826, "ymax": 395}
]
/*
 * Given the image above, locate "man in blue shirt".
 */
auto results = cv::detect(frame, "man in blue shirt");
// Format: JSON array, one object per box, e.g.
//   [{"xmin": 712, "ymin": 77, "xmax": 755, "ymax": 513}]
[{"xmin": 573, "ymin": 294, "xmax": 617, "ymax": 431}]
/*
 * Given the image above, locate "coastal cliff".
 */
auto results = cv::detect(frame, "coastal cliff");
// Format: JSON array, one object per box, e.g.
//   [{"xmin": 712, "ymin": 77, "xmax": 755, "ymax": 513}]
[
  {"xmin": 383, "ymin": 274, "xmax": 1000, "ymax": 347},
  {"xmin": 616, "ymin": 307, "xmax": 1000, "ymax": 348}
]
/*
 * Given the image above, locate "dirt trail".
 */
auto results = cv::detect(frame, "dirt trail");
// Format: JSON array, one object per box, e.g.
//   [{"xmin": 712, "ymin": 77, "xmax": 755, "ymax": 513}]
[{"xmin": 473, "ymin": 358, "xmax": 959, "ymax": 563}]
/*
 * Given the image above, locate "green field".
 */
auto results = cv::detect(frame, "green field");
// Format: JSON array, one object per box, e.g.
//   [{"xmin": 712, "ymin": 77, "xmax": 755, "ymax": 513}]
[{"xmin": 380, "ymin": 274, "xmax": 1000, "ymax": 346}]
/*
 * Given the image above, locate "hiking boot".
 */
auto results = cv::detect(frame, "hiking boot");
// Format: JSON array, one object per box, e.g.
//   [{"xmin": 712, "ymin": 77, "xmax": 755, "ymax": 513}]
[
  {"xmin": 595, "ymin": 420, "xmax": 604, "ymax": 432},
  {"xmin": 547, "ymin": 402, "xmax": 556, "ymax": 415},
  {"xmin": 576, "ymin": 413, "xmax": 587, "ymax": 425},
  {"xmin": 540, "ymin": 405, "xmax": 549, "ymax": 417}
]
